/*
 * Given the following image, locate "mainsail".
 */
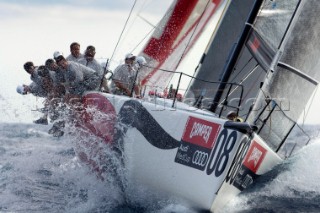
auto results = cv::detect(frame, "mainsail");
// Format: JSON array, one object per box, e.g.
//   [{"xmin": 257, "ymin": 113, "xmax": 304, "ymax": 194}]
[
  {"xmin": 246, "ymin": 0, "xmax": 320, "ymax": 154},
  {"xmin": 138, "ymin": 0, "xmax": 223, "ymax": 93},
  {"xmin": 187, "ymin": 0, "xmax": 320, "ymax": 156}
]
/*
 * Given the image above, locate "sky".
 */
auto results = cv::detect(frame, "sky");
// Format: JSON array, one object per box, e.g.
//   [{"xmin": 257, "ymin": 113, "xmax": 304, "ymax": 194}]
[
  {"xmin": 0, "ymin": 0, "xmax": 173, "ymax": 123},
  {"xmin": 0, "ymin": 0, "xmax": 173, "ymax": 81},
  {"xmin": 0, "ymin": 0, "xmax": 319, "ymax": 125}
]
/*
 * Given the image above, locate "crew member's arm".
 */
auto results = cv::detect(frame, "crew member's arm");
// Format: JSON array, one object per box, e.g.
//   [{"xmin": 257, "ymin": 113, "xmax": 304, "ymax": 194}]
[{"xmin": 113, "ymin": 80, "xmax": 131, "ymax": 96}]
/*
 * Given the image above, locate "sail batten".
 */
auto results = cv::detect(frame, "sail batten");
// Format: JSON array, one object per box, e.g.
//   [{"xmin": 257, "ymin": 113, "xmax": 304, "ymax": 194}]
[{"xmin": 277, "ymin": 62, "xmax": 318, "ymax": 86}]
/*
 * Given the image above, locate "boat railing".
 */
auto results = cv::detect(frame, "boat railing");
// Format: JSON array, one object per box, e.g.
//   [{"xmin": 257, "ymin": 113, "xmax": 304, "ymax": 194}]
[
  {"xmin": 254, "ymin": 99, "xmax": 311, "ymax": 159},
  {"xmin": 139, "ymin": 65, "xmax": 244, "ymax": 117}
]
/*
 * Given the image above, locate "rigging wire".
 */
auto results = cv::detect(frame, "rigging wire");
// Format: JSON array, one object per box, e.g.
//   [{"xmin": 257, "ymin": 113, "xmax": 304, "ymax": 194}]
[
  {"xmin": 131, "ymin": 1, "xmax": 177, "ymax": 53},
  {"xmin": 221, "ymin": 57, "xmax": 258, "ymax": 115},
  {"xmin": 109, "ymin": 0, "xmax": 137, "ymax": 66},
  {"xmin": 229, "ymin": 57, "xmax": 254, "ymax": 82},
  {"xmin": 119, "ymin": 0, "xmax": 149, "ymax": 50},
  {"xmin": 130, "ymin": 0, "xmax": 175, "ymax": 53},
  {"xmin": 130, "ymin": 27, "xmax": 155, "ymax": 53}
]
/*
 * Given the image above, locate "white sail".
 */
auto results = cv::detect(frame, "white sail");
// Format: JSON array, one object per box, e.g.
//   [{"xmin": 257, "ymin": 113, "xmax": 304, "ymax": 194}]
[{"xmin": 247, "ymin": 0, "xmax": 320, "ymax": 155}]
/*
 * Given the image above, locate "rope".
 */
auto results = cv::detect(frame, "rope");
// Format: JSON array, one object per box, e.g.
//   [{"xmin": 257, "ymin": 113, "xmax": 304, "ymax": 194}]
[{"xmin": 109, "ymin": 0, "xmax": 137, "ymax": 64}]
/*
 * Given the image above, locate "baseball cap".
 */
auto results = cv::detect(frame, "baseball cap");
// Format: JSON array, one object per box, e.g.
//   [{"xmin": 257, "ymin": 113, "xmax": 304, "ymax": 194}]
[
  {"xmin": 53, "ymin": 51, "xmax": 63, "ymax": 59},
  {"xmin": 136, "ymin": 56, "xmax": 146, "ymax": 65},
  {"xmin": 16, "ymin": 85, "xmax": 26, "ymax": 95},
  {"xmin": 125, "ymin": 53, "xmax": 136, "ymax": 60},
  {"xmin": 55, "ymin": 55, "xmax": 65, "ymax": 63}
]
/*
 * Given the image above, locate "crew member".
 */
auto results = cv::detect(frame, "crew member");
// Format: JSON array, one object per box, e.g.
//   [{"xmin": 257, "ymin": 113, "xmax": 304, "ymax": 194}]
[{"xmin": 112, "ymin": 53, "xmax": 140, "ymax": 97}]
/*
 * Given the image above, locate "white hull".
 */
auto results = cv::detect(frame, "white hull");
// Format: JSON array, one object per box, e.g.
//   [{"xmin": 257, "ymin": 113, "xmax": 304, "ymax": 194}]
[{"xmin": 79, "ymin": 92, "xmax": 282, "ymax": 212}]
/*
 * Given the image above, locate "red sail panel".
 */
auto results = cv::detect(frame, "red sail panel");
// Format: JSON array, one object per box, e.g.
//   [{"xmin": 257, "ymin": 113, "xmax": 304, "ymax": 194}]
[
  {"xmin": 139, "ymin": 0, "xmax": 222, "ymax": 90},
  {"xmin": 143, "ymin": 0, "xmax": 198, "ymax": 62}
]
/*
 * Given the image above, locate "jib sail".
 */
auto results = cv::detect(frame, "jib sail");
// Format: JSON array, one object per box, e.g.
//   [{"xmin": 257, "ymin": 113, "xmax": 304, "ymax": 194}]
[{"xmin": 138, "ymin": 0, "xmax": 223, "ymax": 93}]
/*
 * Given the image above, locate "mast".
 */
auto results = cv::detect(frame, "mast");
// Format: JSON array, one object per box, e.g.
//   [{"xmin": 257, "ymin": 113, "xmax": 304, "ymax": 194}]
[{"xmin": 209, "ymin": 0, "xmax": 264, "ymax": 113}]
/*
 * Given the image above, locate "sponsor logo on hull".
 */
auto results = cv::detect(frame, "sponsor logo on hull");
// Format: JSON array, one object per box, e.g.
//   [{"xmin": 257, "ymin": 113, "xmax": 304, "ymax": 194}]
[
  {"xmin": 228, "ymin": 140, "xmax": 267, "ymax": 191},
  {"xmin": 243, "ymin": 141, "xmax": 267, "ymax": 173},
  {"xmin": 175, "ymin": 116, "xmax": 221, "ymax": 171}
]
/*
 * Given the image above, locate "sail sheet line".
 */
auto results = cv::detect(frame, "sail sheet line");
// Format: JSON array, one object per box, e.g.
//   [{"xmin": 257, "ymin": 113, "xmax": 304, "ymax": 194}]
[
  {"xmin": 277, "ymin": 113, "xmax": 311, "ymax": 153},
  {"xmin": 130, "ymin": 27, "xmax": 155, "ymax": 53},
  {"xmin": 254, "ymin": 99, "xmax": 310, "ymax": 153},
  {"xmin": 130, "ymin": 1, "xmax": 167, "ymax": 53}
]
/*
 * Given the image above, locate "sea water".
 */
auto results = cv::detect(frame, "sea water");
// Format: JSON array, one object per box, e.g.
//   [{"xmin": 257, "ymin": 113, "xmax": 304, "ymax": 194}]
[
  {"xmin": 1, "ymin": 122, "xmax": 320, "ymax": 213},
  {"xmin": 1, "ymin": 87, "xmax": 320, "ymax": 213}
]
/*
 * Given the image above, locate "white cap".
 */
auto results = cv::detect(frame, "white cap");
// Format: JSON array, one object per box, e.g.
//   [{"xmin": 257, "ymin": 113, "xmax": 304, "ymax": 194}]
[
  {"xmin": 53, "ymin": 51, "xmax": 63, "ymax": 59},
  {"xmin": 227, "ymin": 111, "xmax": 237, "ymax": 117},
  {"xmin": 125, "ymin": 53, "xmax": 136, "ymax": 59},
  {"xmin": 136, "ymin": 56, "xmax": 146, "ymax": 65},
  {"xmin": 16, "ymin": 85, "xmax": 26, "ymax": 95}
]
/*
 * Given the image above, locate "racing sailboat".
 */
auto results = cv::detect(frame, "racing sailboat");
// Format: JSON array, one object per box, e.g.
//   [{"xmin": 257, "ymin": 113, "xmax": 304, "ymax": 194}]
[{"xmin": 74, "ymin": 0, "xmax": 320, "ymax": 212}]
